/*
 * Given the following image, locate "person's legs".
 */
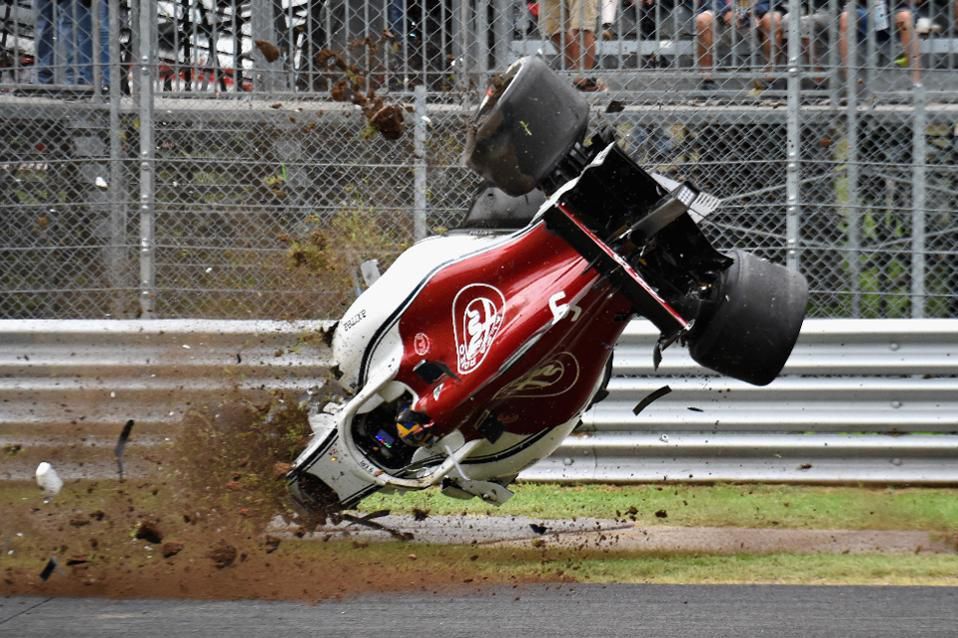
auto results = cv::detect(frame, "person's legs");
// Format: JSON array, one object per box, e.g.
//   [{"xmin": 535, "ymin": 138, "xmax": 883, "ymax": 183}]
[
  {"xmin": 799, "ymin": 11, "xmax": 828, "ymax": 71},
  {"xmin": 34, "ymin": 0, "xmax": 55, "ymax": 83},
  {"xmin": 60, "ymin": 0, "xmax": 93, "ymax": 84},
  {"xmin": 96, "ymin": 0, "xmax": 110, "ymax": 87},
  {"xmin": 695, "ymin": 6, "xmax": 732, "ymax": 81},
  {"xmin": 601, "ymin": 0, "xmax": 617, "ymax": 38},
  {"xmin": 569, "ymin": 28, "xmax": 597, "ymax": 70},
  {"xmin": 550, "ymin": 31, "xmax": 581, "ymax": 70},
  {"xmin": 695, "ymin": 9, "xmax": 717, "ymax": 75},
  {"xmin": 837, "ymin": 6, "xmax": 867, "ymax": 67},
  {"xmin": 840, "ymin": 6, "xmax": 919, "ymax": 81},
  {"xmin": 756, "ymin": 7, "xmax": 784, "ymax": 71},
  {"xmin": 894, "ymin": 8, "xmax": 920, "ymax": 81},
  {"xmin": 540, "ymin": 0, "xmax": 572, "ymax": 69},
  {"xmin": 638, "ymin": 0, "xmax": 656, "ymax": 39},
  {"xmin": 387, "ymin": 0, "xmax": 406, "ymax": 39},
  {"xmin": 567, "ymin": 0, "xmax": 598, "ymax": 71},
  {"xmin": 798, "ymin": 11, "xmax": 832, "ymax": 84}
]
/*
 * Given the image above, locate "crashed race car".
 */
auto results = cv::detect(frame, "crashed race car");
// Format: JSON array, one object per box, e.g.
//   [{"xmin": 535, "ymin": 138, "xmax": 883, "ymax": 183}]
[{"xmin": 287, "ymin": 56, "xmax": 808, "ymax": 515}]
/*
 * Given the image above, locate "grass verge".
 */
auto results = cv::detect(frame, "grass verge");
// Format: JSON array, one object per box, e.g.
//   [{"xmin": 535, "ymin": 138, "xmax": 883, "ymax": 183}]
[{"xmin": 360, "ymin": 483, "xmax": 958, "ymax": 532}]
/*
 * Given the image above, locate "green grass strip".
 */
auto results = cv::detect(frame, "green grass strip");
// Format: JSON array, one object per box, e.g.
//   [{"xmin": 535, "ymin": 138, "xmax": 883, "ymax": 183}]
[{"xmin": 361, "ymin": 483, "xmax": 958, "ymax": 532}]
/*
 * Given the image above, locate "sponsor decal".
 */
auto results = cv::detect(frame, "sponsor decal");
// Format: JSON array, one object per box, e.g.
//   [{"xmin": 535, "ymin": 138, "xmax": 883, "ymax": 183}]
[
  {"xmin": 433, "ymin": 383, "xmax": 444, "ymax": 401},
  {"xmin": 496, "ymin": 352, "xmax": 581, "ymax": 399},
  {"xmin": 342, "ymin": 309, "xmax": 367, "ymax": 331},
  {"xmin": 358, "ymin": 457, "xmax": 378, "ymax": 475},
  {"xmin": 452, "ymin": 283, "xmax": 506, "ymax": 375},
  {"xmin": 413, "ymin": 332, "xmax": 431, "ymax": 356}
]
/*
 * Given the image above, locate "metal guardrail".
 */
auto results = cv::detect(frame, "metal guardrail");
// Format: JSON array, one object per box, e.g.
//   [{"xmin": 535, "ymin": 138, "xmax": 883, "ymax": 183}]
[{"xmin": 2, "ymin": 318, "xmax": 957, "ymax": 484}]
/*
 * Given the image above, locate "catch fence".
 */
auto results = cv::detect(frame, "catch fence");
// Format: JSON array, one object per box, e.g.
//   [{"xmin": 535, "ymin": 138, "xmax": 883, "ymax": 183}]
[{"xmin": 1, "ymin": 0, "xmax": 957, "ymax": 320}]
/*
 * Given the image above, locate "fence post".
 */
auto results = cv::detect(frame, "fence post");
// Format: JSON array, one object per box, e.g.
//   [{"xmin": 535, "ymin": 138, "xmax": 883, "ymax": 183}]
[
  {"xmin": 493, "ymin": 0, "xmax": 511, "ymax": 71},
  {"xmin": 413, "ymin": 84, "xmax": 428, "ymax": 241},
  {"xmin": 911, "ymin": 82, "xmax": 927, "ymax": 317},
  {"xmin": 785, "ymin": 0, "xmax": 801, "ymax": 272},
  {"xmin": 845, "ymin": 2, "xmax": 861, "ymax": 317},
  {"xmin": 827, "ymin": 0, "xmax": 840, "ymax": 106},
  {"xmin": 251, "ymin": 0, "xmax": 280, "ymax": 93},
  {"xmin": 129, "ymin": 0, "xmax": 140, "ymax": 97},
  {"xmin": 476, "ymin": 0, "xmax": 489, "ymax": 82},
  {"xmin": 107, "ymin": 0, "xmax": 127, "ymax": 317},
  {"xmin": 452, "ymin": 0, "xmax": 469, "ymax": 91},
  {"xmin": 138, "ymin": 0, "xmax": 156, "ymax": 318},
  {"xmin": 865, "ymin": 0, "xmax": 878, "ymax": 93},
  {"xmin": 91, "ymin": 0, "xmax": 101, "ymax": 97}
]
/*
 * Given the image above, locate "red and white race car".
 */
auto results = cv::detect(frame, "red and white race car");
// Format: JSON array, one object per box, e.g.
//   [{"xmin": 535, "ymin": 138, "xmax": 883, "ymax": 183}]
[{"xmin": 287, "ymin": 56, "xmax": 807, "ymax": 514}]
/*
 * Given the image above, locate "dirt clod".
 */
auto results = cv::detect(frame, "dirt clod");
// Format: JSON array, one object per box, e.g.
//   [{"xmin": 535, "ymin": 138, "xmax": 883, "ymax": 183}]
[
  {"xmin": 368, "ymin": 104, "xmax": 405, "ymax": 140},
  {"xmin": 655, "ymin": 510, "xmax": 668, "ymax": 519},
  {"xmin": 161, "ymin": 542, "xmax": 184, "ymax": 558},
  {"xmin": 207, "ymin": 541, "xmax": 238, "ymax": 569},
  {"xmin": 254, "ymin": 39, "xmax": 281, "ymax": 63},
  {"xmin": 264, "ymin": 535, "xmax": 282, "ymax": 554},
  {"xmin": 605, "ymin": 100, "xmax": 625, "ymax": 113},
  {"xmin": 134, "ymin": 519, "xmax": 164, "ymax": 544},
  {"xmin": 330, "ymin": 79, "xmax": 352, "ymax": 102}
]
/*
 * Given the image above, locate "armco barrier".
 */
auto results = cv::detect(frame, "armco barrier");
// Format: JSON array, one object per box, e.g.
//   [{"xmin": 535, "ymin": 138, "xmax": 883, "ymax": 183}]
[{"xmin": 2, "ymin": 319, "xmax": 957, "ymax": 484}]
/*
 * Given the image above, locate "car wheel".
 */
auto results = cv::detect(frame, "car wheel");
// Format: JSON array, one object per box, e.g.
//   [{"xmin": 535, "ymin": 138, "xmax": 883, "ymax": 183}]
[
  {"xmin": 465, "ymin": 56, "xmax": 589, "ymax": 196},
  {"xmin": 688, "ymin": 249, "xmax": 808, "ymax": 386}
]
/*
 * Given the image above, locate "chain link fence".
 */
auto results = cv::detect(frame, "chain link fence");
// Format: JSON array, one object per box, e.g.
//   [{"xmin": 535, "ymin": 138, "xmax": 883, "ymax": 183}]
[{"xmin": 1, "ymin": 0, "xmax": 956, "ymax": 319}]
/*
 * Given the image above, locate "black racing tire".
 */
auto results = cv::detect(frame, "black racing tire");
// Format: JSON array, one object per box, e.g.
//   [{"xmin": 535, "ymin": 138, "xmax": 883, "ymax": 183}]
[
  {"xmin": 687, "ymin": 249, "xmax": 808, "ymax": 386},
  {"xmin": 465, "ymin": 56, "xmax": 589, "ymax": 196}
]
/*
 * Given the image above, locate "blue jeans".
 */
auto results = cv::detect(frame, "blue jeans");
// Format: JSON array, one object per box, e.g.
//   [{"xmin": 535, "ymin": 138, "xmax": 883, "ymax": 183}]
[
  {"xmin": 34, "ymin": 0, "xmax": 110, "ymax": 86},
  {"xmin": 388, "ymin": 0, "xmax": 406, "ymax": 39}
]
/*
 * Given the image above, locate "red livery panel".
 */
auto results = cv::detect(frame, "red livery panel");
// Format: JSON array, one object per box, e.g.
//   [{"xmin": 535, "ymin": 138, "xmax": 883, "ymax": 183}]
[{"xmin": 395, "ymin": 222, "xmax": 631, "ymax": 438}]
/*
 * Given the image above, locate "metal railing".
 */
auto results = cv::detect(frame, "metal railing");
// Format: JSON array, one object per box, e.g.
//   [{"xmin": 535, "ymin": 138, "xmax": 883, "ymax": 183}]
[
  {"xmin": 1, "ymin": 0, "xmax": 957, "ymax": 321},
  {"xmin": 2, "ymin": 318, "xmax": 956, "ymax": 484},
  {"xmin": 4, "ymin": 0, "xmax": 958, "ymax": 96}
]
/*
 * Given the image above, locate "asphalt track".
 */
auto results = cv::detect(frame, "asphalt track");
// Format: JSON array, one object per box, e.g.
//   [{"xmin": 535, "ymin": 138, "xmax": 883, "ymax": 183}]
[{"xmin": 3, "ymin": 585, "xmax": 957, "ymax": 637}]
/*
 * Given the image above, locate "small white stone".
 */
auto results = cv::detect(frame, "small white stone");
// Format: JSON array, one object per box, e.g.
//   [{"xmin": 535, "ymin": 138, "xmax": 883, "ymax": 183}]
[{"xmin": 36, "ymin": 462, "xmax": 63, "ymax": 496}]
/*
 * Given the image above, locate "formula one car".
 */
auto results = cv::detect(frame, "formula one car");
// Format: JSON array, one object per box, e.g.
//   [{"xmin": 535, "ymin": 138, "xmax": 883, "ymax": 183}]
[{"xmin": 287, "ymin": 56, "xmax": 808, "ymax": 514}]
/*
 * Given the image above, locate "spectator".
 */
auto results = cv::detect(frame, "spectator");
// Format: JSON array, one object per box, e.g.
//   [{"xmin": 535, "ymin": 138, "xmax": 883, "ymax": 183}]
[
  {"xmin": 601, "ymin": 0, "xmax": 618, "ymax": 39},
  {"xmin": 34, "ymin": 0, "xmax": 110, "ymax": 87},
  {"xmin": 839, "ymin": 1, "xmax": 920, "ymax": 82},
  {"xmin": 621, "ymin": 0, "xmax": 682, "ymax": 67},
  {"xmin": 694, "ymin": 0, "xmax": 786, "ymax": 89},
  {"xmin": 785, "ymin": 0, "xmax": 831, "ymax": 82},
  {"xmin": 539, "ymin": 0, "xmax": 606, "ymax": 90}
]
